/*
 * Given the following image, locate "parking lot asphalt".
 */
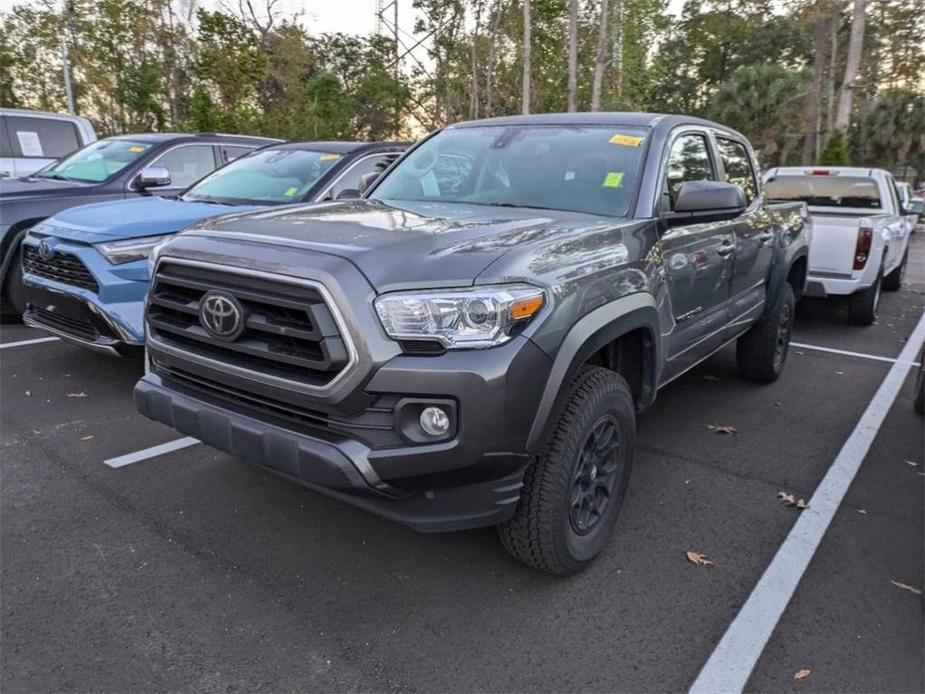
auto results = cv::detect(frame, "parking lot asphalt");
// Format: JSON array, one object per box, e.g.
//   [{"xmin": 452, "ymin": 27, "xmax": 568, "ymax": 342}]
[{"xmin": 2, "ymin": 235, "xmax": 923, "ymax": 693}]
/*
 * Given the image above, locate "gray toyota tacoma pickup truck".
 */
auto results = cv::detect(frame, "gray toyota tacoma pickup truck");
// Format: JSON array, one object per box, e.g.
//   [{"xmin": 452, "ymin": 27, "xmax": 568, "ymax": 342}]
[{"xmin": 135, "ymin": 113, "xmax": 809, "ymax": 575}]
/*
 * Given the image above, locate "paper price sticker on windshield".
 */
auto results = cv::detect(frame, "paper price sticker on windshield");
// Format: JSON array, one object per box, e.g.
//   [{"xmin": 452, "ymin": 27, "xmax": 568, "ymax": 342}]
[
  {"xmin": 129, "ymin": 145, "xmax": 145, "ymax": 153},
  {"xmin": 609, "ymin": 133, "xmax": 643, "ymax": 147},
  {"xmin": 603, "ymin": 172, "xmax": 624, "ymax": 188},
  {"xmin": 320, "ymin": 153, "xmax": 341, "ymax": 161},
  {"xmin": 283, "ymin": 187, "xmax": 298, "ymax": 196}
]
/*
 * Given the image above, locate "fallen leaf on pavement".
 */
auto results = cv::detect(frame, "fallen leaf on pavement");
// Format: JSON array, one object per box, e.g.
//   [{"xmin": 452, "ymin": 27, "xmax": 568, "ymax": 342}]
[
  {"xmin": 686, "ymin": 550, "xmax": 713, "ymax": 567},
  {"xmin": 776, "ymin": 491, "xmax": 807, "ymax": 509},
  {"xmin": 81, "ymin": 435, "xmax": 94, "ymax": 441},
  {"xmin": 890, "ymin": 580, "xmax": 922, "ymax": 595},
  {"xmin": 703, "ymin": 375, "xmax": 721, "ymax": 381},
  {"xmin": 66, "ymin": 392, "xmax": 88, "ymax": 398},
  {"xmin": 903, "ymin": 460, "xmax": 920, "ymax": 467},
  {"xmin": 796, "ymin": 498, "xmax": 807, "ymax": 509},
  {"xmin": 24, "ymin": 390, "xmax": 31, "ymax": 396},
  {"xmin": 793, "ymin": 669, "xmax": 811, "ymax": 680},
  {"xmin": 706, "ymin": 424, "xmax": 737, "ymax": 435},
  {"xmin": 857, "ymin": 509, "xmax": 867, "ymax": 515}
]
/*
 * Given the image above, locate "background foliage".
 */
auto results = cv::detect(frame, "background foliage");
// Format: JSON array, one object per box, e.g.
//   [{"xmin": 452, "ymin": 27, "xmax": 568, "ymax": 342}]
[{"xmin": 1, "ymin": 0, "xmax": 923, "ymax": 178}]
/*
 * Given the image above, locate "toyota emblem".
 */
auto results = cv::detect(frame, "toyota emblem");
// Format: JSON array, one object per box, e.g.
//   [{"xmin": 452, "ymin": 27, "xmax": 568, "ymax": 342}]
[
  {"xmin": 37, "ymin": 239, "xmax": 55, "ymax": 261},
  {"xmin": 199, "ymin": 291, "xmax": 245, "ymax": 340}
]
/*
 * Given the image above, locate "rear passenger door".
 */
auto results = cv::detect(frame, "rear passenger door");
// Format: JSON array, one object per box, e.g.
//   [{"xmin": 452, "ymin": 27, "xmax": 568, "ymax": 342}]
[
  {"xmin": 658, "ymin": 130, "xmax": 737, "ymax": 382},
  {"xmin": 715, "ymin": 135, "xmax": 773, "ymax": 325}
]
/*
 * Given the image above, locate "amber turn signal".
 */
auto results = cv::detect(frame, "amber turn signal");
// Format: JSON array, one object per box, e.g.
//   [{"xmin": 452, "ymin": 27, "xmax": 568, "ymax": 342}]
[{"xmin": 510, "ymin": 295, "xmax": 544, "ymax": 320}]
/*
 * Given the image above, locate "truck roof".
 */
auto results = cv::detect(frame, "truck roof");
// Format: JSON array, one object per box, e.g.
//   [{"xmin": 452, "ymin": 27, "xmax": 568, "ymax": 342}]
[
  {"xmin": 446, "ymin": 112, "xmax": 749, "ymax": 140},
  {"xmin": 768, "ymin": 166, "xmax": 890, "ymax": 179}
]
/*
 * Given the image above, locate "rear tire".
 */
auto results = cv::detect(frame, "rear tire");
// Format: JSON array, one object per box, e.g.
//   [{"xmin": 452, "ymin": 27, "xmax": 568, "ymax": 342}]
[
  {"xmin": 498, "ymin": 366, "xmax": 635, "ymax": 576},
  {"xmin": 736, "ymin": 283, "xmax": 795, "ymax": 384},
  {"xmin": 0, "ymin": 246, "xmax": 26, "ymax": 322},
  {"xmin": 882, "ymin": 252, "xmax": 907, "ymax": 292},
  {"xmin": 848, "ymin": 267, "xmax": 882, "ymax": 326},
  {"xmin": 915, "ymin": 362, "xmax": 924, "ymax": 416}
]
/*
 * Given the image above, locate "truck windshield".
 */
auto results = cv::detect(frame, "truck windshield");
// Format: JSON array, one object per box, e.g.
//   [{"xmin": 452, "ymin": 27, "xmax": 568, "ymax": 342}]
[
  {"xmin": 370, "ymin": 125, "xmax": 647, "ymax": 217},
  {"xmin": 183, "ymin": 148, "xmax": 343, "ymax": 204},
  {"xmin": 765, "ymin": 175, "xmax": 882, "ymax": 209},
  {"xmin": 34, "ymin": 139, "xmax": 154, "ymax": 183}
]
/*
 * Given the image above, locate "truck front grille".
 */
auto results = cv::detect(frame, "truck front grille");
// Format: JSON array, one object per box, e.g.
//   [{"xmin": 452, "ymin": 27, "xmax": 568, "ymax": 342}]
[
  {"xmin": 23, "ymin": 245, "xmax": 99, "ymax": 292},
  {"xmin": 147, "ymin": 261, "xmax": 352, "ymax": 389}
]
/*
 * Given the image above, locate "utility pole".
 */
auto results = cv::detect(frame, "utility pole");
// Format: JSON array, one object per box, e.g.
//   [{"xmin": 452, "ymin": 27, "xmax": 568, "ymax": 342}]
[{"xmin": 61, "ymin": 37, "xmax": 75, "ymax": 114}]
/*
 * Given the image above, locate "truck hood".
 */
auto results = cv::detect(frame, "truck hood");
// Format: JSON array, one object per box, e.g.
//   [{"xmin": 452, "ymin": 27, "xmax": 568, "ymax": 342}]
[
  {"xmin": 40, "ymin": 196, "xmax": 256, "ymax": 243},
  {"xmin": 0, "ymin": 176, "xmax": 93, "ymax": 204},
  {"xmin": 181, "ymin": 199, "xmax": 626, "ymax": 292}
]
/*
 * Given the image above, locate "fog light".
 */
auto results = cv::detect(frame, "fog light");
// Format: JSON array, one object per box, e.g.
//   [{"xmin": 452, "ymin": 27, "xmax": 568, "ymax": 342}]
[{"xmin": 420, "ymin": 406, "xmax": 450, "ymax": 436}]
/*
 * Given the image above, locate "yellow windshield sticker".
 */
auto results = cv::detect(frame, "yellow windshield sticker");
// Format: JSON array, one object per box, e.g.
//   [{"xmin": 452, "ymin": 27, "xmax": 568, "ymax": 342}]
[
  {"xmin": 320, "ymin": 153, "xmax": 341, "ymax": 161},
  {"xmin": 283, "ymin": 186, "xmax": 298, "ymax": 197},
  {"xmin": 609, "ymin": 133, "xmax": 643, "ymax": 147},
  {"xmin": 603, "ymin": 172, "xmax": 624, "ymax": 188},
  {"xmin": 128, "ymin": 145, "xmax": 145, "ymax": 153}
]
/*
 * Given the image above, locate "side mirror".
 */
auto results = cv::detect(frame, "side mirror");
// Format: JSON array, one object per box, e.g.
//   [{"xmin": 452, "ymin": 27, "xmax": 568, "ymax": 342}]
[
  {"xmin": 909, "ymin": 198, "xmax": 924, "ymax": 215},
  {"xmin": 134, "ymin": 166, "xmax": 171, "ymax": 190},
  {"xmin": 360, "ymin": 171, "xmax": 382, "ymax": 193},
  {"xmin": 673, "ymin": 180, "xmax": 747, "ymax": 216},
  {"xmin": 336, "ymin": 188, "xmax": 362, "ymax": 200}
]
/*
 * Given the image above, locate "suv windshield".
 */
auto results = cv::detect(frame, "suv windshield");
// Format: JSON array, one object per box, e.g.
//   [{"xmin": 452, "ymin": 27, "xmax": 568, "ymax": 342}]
[
  {"xmin": 370, "ymin": 125, "xmax": 647, "ymax": 217},
  {"xmin": 183, "ymin": 148, "xmax": 343, "ymax": 204},
  {"xmin": 765, "ymin": 175, "xmax": 882, "ymax": 209},
  {"xmin": 34, "ymin": 139, "xmax": 154, "ymax": 183}
]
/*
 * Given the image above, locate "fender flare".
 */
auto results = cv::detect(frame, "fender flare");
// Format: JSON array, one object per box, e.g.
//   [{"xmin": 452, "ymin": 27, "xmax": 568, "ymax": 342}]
[
  {"xmin": 766, "ymin": 243, "xmax": 808, "ymax": 313},
  {"xmin": 525, "ymin": 292, "xmax": 661, "ymax": 452}
]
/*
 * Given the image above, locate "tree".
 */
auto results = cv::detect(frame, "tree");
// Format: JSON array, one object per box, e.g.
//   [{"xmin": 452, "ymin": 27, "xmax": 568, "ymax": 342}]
[
  {"xmin": 835, "ymin": 0, "xmax": 866, "ymax": 131},
  {"xmin": 818, "ymin": 128, "xmax": 850, "ymax": 165},
  {"xmin": 591, "ymin": 0, "xmax": 609, "ymax": 111},
  {"xmin": 802, "ymin": 2, "xmax": 833, "ymax": 165},
  {"xmin": 522, "ymin": 0, "xmax": 531, "ymax": 114},
  {"xmin": 567, "ymin": 0, "xmax": 578, "ymax": 112}
]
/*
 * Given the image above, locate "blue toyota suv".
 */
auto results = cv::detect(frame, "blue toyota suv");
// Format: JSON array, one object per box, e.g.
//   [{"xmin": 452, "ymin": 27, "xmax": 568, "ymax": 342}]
[
  {"xmin": 20, "ymin": 141, "xmax": 407, "ymax": 354},
  {"xmin": 1, "ymin": 132, "xmax": 279, "ymax": 318}
]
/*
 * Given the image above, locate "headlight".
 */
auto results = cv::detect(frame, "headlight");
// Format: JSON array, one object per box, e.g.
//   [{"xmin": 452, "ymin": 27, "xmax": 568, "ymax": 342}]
[
  {"xmin": 374, "ymin": 284, "xmax": 546, "ymax": 349},
  {"xmin": 94, "ymin": 234, "xmax": 176, "ymax": 265}
]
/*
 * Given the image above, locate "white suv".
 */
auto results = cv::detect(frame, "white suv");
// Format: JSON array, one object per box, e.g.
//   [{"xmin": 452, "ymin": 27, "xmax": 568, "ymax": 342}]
[{"xmin": 0, "ymin": 108, "xmax": 96, "ymax": 179}]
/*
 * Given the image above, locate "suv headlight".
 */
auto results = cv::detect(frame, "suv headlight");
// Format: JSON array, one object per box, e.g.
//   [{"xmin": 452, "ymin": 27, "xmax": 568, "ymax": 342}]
[
  {"xmin": 374, "ymin": 284, "xmax": 546, "ymax": 349},
  {"xmin": 94, "ymin": 234, "xmax": 176, "ymax": 265}
]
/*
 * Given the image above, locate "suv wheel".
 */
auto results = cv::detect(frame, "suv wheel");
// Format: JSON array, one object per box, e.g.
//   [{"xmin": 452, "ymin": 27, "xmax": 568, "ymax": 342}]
[
  {"xmin": 882, "ymin": 251, "xmax": 907, "ymax": 292},
  {"xmin": 848, "ymin": 266, "xmax": 882, "ymax": 326},
  {"xmin": 498, "ymin": 365, "xmax": 635, "ymax": 575},
  {"xmin": 0, "ymin": 247, "xmax": 26, "ymax": 322},
  {"xmin": 736, "ymin": 282, "xmax": 795, "ymax": 383}
]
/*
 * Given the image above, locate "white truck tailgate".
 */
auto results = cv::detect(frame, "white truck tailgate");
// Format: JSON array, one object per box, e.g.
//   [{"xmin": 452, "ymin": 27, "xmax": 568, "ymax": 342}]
[{"xmin": 808, "ymin": 215, "xmax": 860, "ymax": 274}]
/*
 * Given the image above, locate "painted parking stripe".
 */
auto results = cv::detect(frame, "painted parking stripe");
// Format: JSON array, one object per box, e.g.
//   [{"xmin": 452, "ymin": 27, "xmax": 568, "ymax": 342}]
[
  {"xmin": 104, "ymin": 437, "xmax": 200, "ymax": 468},
  {"xmin": 690, "ymin": 310, "xmax": 925, "ymax": 694},
  {"xmin": 792, "ymin": 341, "xmax": 921, "ymax": 366},
  {"xmin": 0, "ymin": 336, "xmax": 60, "ymax": 350}
]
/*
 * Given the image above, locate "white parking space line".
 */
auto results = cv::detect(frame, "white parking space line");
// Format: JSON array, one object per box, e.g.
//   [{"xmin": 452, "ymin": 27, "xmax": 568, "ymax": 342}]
[
  {"xmin": 104, "ymin": 437, "xmax": 200, "ymax": 469},
  {"xmin": 0, "ymin": 336, "xmax": 60, "ymax": 350},
  {"xmin": 792, "ymin": 341, "xmax": 921, "ymax": 366},
  {"xmin": 690, "ymin": 311, "xmax": 925, "ymax": 694}
]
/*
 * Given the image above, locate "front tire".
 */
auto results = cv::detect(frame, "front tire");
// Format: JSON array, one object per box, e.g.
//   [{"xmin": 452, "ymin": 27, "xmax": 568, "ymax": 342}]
[
  {"xmin": 848, "ymin": 267, "xmax": 882, "ymax": 326},
  {"xmin": 0, "ymin": 246, "xmax": 26, "ymax": 322},
  {"xmin": 736, "ymin": 282, "xmax": 795, "ymax": 383},
  {"xmin": 498, "ymin": 366, "xmax": 635, "ymax": 576}
]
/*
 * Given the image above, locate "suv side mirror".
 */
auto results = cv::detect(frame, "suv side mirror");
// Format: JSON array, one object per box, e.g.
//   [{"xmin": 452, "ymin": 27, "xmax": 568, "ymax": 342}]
[
  {"xmin": 336, "ymin": 188, "xmax": 361, "ymax": 200},
  {"xmin": 359, "ymin": 171, "xmax": 380, "ymax": 193},
  {"xmin": 134, "ymin": 166, "xmax": 171, "ymax": 190}
]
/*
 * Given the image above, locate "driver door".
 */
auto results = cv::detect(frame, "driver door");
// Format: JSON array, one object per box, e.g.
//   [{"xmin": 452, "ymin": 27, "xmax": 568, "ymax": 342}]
[{"xmin": 659, "ymin": 131, "xmax": 737, "ymax": 383}]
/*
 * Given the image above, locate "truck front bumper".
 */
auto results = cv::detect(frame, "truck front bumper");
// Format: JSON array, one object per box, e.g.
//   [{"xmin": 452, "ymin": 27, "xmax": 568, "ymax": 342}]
[{"xmin": 135, "ymin": 335, "xmax": 551, "ymax": 532}]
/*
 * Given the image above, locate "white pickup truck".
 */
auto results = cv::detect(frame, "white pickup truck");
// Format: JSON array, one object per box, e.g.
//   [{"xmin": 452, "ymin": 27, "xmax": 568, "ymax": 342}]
[{"xmin": 763, "ymin": 166, "xmax": 911, "ymax": 325}]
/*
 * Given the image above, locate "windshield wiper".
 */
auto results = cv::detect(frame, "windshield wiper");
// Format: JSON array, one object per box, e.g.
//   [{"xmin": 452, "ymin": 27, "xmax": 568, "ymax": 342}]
[{"xmin": 480, "ymin": 202, "xmax": 560, "ymax": 212}]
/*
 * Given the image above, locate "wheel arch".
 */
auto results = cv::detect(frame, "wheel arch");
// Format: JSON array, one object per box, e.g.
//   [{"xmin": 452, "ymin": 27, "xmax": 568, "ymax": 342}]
[
  {"xmin": 1, "ymin": 218, "xmax": 47, "ymax": 292},
  {"xmin": 525, "ymin": 293, "xmax": 661, "ymax": 453}
]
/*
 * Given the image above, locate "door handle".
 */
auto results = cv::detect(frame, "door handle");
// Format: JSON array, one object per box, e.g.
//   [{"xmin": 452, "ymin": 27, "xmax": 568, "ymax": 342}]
[{"xmin": 717, "ymin": 242, "xmax": 735, "ymax": 257}]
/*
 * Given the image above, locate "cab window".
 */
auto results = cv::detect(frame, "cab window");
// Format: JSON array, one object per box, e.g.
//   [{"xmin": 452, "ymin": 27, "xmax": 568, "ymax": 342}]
[
  {"xmin": 716, "ymin": 137, "xmax": 757, "ymax": 203},
  {"xmin": 665, "ymin": 134, "xmax": 714, "ymax": 209},
  {"xmin": 151, "ymin": 145, "xmax": 217, "ymax": 188}
]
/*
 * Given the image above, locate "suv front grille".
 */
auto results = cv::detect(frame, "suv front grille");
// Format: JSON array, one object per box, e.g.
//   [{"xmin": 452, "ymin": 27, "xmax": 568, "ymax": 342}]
[
  {"xmin": 147, "ymin": 262, "xmax": 351, "ymax": 389},
  {"xmin": 23, "ymin": 245, "xmax": 98, "ymax": 292}
]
